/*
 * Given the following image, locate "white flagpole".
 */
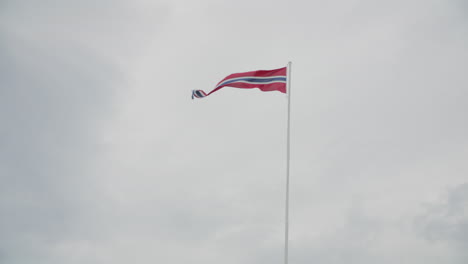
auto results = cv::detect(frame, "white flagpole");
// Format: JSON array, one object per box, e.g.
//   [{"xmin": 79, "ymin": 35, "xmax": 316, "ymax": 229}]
[{"xmin": 284, "ymin": 61, "xmax": 292, "ymax": 264}]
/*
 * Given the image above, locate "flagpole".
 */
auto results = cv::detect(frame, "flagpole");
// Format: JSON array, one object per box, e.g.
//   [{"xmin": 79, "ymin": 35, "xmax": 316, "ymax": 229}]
[{"xmin": 284, "ymin": 61, "xmax": 292, "ymax": 264}]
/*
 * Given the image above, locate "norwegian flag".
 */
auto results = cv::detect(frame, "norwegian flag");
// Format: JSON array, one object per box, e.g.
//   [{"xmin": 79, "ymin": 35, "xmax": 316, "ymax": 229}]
[{"xmin": 192, "ymin": 67, "xmax": 287, "ymax": 99}]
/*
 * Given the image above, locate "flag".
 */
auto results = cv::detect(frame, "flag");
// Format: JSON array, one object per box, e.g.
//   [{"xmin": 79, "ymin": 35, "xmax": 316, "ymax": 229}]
[{"xmin": 192, "ymin": 67, "xmax": 287, "ymax": 99}]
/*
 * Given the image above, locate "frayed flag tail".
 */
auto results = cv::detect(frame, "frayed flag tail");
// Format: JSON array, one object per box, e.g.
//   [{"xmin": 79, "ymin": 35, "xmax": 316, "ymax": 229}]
[{"xmin": 192, "ymin": 90, "xmax": 208, "ymax": 99}]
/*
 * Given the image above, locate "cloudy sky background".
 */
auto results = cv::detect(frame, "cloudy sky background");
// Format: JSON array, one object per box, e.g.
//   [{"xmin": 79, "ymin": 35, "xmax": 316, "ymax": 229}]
[{"xmin": 1, "ymin": 0, "xmax": 468, "ymax": 263}]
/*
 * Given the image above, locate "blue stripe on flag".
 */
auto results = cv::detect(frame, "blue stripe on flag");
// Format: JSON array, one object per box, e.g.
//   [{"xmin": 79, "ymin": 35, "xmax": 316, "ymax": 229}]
[{"xmin": 217, "ymin": 77, "xmax": 287, "ymax": 88}]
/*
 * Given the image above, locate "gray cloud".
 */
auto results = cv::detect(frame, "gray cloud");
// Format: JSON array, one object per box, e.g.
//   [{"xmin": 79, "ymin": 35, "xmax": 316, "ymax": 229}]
[
  {"xmin": 0, "ymin": 29, "xmax": 120, "ymax": 264},
  {"xmin": 0, "ymin": 1, "xmax": 145, "ymax": 262},
  {"xmin": 415, "ymin": 183, "xmax": 468, "ymax": 261}
]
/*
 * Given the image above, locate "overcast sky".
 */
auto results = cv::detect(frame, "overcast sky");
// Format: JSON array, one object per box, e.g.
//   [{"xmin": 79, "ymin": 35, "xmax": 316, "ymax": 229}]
[{"xmin": 1, "ymin": 0, "xmax": 468, "ymax": 263}]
